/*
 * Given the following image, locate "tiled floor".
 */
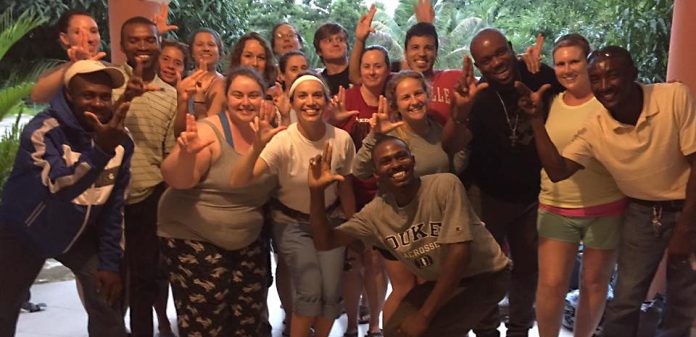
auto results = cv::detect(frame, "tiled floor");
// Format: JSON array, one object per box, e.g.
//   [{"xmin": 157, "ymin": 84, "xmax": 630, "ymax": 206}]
[
  {"xmin": 16, "ymin": 275, "xmax": 566, "ymax": 337},
  {"xmin": 15, "ymin": 274, "xmax": 696, "ymax": 337}
]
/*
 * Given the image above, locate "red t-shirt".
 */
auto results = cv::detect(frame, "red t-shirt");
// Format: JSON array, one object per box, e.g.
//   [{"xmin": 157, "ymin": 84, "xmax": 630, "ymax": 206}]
[
  {"xmin": 341, "ymin": 85, "xmax": 379, "ymax": 210},
  {"xmin": 427, "ymin": 69, "xmax": 463, "ymax": 125}
]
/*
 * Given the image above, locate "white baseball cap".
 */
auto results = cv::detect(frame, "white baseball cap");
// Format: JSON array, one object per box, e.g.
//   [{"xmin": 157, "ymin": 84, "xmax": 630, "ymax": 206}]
[{"xmin": 64, "ymin": 60, "xmax": 125, "ymax": 88}]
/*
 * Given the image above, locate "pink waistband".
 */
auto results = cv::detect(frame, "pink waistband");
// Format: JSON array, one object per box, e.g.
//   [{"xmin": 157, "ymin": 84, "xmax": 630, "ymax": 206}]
[{"xmin": 539, "ymin": 198, "xmax": 627, "ymax": 217}]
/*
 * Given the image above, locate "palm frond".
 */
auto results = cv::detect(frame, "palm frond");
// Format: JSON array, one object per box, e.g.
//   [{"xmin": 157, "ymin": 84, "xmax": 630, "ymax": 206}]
[
  {"xmin": 0, "ymin": 9, "xmax": 47, "ymax": 62},
  {"xmin": 0, "ymin": 82, "xmax": 33, "ymax": 120}
]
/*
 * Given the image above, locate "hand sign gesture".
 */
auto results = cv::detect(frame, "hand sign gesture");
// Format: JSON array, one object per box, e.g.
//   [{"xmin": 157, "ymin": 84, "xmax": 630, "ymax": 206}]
[
  {"xmin": 67, "ymin": 28, "xmax": 106, "ymax": 62},
  {"xmin": 370, "ymin": 95, "xmax": 405, "ymax": 135},
  {"xmin": 515, "ymin": 81, "xmax": 552, "ymax": 119},
  {"xmin": 250, "ymin": 102, "xmax": 286, "ymax": 149},
  {"xmin": 308, "ymin": 142, "xmax": 345, "ymax": 190},
  {"xmin": 269, "ymin": 82, "xmax": 292, "ymax": 119},
  {"xmin": 452, "ymin": 55, "xmax": 489, "ymax": 123},
  {"xmin": 356, "ymin": 4, "xmax": 377, "ymax": 42},
  {"xmin": 177, "ymin": 114, "xmax": 214, "ymax": 155},
  {"xmin": 85, "ymin": 102, "xmax": 130, "ymax": 154},
  {"xmin": 123, "ymin": 56, "xmax": 161, "ymax": 101},
  {"xmin": 414, "ymin": 0, "xmax": 435, "ymax": 24},
  {"xmin": 328, "ymin": 86, "xmax": 360, "ymax": 125},
  {"xmin": 521, "ymin": 34, "xmax": 544, "ymax": 74},
  {"xmin": 176, "ymin": 68, "xmax": 207, "ymax": 102},
  {"xmin": 153, "ymin": 3, "xmax": 178, "ymax": 35}
]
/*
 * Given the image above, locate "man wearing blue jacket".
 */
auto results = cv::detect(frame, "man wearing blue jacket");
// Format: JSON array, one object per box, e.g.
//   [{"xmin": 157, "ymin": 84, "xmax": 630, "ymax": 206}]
[{"xmin": 0, "ymin": 60, "xmax": 134, "ymax": 337}]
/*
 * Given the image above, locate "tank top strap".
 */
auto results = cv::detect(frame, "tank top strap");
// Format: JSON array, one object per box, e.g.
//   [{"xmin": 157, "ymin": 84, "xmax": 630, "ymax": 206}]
[
  {"xmin": 217, "ymin": 111, "xmax": 235, "ymax": 147},
  {"xmin": 199, "ymin": 118, "xmax": 228, "ymax": 149}
]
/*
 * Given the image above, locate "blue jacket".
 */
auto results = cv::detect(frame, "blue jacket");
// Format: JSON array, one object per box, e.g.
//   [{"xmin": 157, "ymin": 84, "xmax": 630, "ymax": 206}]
[{"xmin": 0, "ymin": 91, "xmax": 133, "ymax": 272}]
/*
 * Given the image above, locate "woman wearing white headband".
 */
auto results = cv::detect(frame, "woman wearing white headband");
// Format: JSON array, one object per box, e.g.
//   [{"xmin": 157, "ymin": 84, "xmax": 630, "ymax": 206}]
[{"xmin": 231, "ymin": 72, "xmax": 356, "ymax": 337}]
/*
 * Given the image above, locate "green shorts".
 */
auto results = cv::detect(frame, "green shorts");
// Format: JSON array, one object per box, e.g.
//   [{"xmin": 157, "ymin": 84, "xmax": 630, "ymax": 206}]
[{"xmin": 537, "ymin": 209, "xmax": 622, "ymax": 250}]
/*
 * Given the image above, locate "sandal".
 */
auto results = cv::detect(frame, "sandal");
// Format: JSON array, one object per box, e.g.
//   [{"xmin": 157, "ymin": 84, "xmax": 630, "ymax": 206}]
[{"xmin": 365, "ymin": 330, "xmax": 383, "ymax": 337}]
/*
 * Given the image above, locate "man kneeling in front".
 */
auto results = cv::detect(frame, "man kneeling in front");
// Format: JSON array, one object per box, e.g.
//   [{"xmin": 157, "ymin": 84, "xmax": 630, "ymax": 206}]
[{"xmin": 307, "ymin": 136, "xmax": 511, "ymax": 337}]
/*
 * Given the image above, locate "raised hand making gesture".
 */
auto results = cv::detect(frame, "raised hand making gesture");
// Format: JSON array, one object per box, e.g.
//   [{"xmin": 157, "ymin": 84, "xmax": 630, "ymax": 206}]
[
  {"xmin": 85, "ymin": 102, "xmax": 131, "ymax": 154},
  {"xmin": 370, "ymin": 95, "xmax": 405, "ymax": 135},
  {"xmin": 67, "ymin": 28, "xmax": 106, "ymax": 62},
  {"xmin": 308, "ymin": 142, "xmax": 345, "ymax": 191},
  {"xmin": 152, "ymin": 3, "xmax": 178, "ymax": 35},
  {"xmin": 515, "ymin": 81, "xmax": 552, "ymax": 119},
  {"xmin": 177, "ymin": 114, "xmax": 214, "ymax": 155},
  {"xmin": 122, "ymin": 56, "xmax": 161, "ymax": 102},
  {"xmin": 414, "ymin": 0, "xmax": 435, "ymax": 23},
  {"xmin": 521, "ymin": 34, "xmax": 544, "ymax": 74},
  {"xmin": 356, "ymin": 4, "xmax": 377, "ymax": 43},
  {"xmin": 250, "ymin": 100, "xmax": 286, "ymax": 151},
  {"xmin": 327, "ymin": 86, "xmax": 360, "ymax": 126},
  {"xmin": 452, "ymin": 55, "xmax": 489, "ymax": 124}
]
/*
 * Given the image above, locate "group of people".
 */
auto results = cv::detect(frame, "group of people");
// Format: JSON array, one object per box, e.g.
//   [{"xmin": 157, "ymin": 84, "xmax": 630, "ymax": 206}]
[{"xmin": 0, "ymin": 2, "xmax": 694, "ymax": 337}]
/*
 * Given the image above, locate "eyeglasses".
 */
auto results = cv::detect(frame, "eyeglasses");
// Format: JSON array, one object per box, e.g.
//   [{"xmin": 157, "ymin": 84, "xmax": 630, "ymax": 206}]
[{"xmin": 275, "ymin": 32, "xmax": 297, "ymax": 39}]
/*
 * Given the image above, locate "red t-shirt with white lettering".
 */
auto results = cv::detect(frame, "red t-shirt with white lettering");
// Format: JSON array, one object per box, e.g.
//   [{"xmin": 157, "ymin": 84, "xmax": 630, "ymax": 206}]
[{"xmin": 427, "ymin": 69, "xmax": 463, "ymax": 125}]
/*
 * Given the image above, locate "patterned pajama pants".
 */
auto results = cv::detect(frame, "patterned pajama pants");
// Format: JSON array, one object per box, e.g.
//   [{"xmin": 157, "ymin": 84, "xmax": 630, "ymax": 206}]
[{"xmin": 160, "ymin": 237, "xmax": 269, "ymax": 337}]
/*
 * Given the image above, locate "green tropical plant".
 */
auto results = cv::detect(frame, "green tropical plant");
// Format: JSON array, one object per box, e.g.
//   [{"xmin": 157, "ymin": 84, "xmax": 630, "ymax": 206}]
[
  {"xmin": 0, "ymin": 111, "xmax": 22, "ymax": 198},
  {"xmin": 0, "ymin": 9, "xmax": 47, "ymax": 120}
]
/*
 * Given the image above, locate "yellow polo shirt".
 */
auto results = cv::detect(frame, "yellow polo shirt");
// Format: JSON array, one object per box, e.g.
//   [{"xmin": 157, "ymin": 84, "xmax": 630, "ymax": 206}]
[{"xmin": 562, "ymin": 83, "xmax": 696, "ymax": 201}]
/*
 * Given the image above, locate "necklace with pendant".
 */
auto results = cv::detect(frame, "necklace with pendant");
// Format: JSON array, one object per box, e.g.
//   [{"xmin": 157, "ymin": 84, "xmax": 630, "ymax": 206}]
[{"xmin": 495, "ymin": 91, "xmax": 519, "ymax": 146}]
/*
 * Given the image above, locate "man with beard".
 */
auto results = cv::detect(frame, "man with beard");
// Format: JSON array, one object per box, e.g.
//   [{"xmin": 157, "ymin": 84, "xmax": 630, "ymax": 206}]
[
  {"xmin": 519, "ymin": 46, "xmax": 696, "ymax": 337},
  {"xmin": 307, "ymin": 138, "xmax": 511, "ymax": 337},
  {"xmin": 442, "ymin": 28, "xmax": 561, "ymax": 337},
  {"xmin": 114, "ymin": 16, "xmax": 178, "ymax": 337},
  {"xmin": 0, "ymin": 60, "xmax": 133, "ymax": 337}
]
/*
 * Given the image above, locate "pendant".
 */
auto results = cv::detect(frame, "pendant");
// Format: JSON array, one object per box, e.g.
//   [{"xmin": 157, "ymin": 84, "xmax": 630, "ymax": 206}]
[{"xmin": 509, "ymin": 133, "xmax": 518, "ymax": 146}]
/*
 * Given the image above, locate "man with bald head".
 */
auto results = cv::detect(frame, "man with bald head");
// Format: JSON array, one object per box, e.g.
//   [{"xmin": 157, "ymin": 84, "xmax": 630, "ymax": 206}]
[
  {"xmin": 520, "ymin": 45, "xmax": 696, "ymax": 337},
  {"xmin": 443, "ymin": 28, "xmax": 561, "ymax": 337}
]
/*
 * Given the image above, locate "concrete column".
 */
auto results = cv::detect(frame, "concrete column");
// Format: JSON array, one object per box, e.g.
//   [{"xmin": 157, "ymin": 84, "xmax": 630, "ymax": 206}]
[
  {"xmin": 107, "ymin": 0, "xmax": 165, "ymax": 65},
  {"xmin": 665, "ymin": 0, "xmax": 696, "ymax": 329}
]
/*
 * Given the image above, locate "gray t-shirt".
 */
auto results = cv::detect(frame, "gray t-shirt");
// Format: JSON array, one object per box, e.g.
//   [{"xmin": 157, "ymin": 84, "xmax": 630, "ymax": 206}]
[{"xmin": 337, "ymin": 173, "xmax": 509, "ymax": 281}]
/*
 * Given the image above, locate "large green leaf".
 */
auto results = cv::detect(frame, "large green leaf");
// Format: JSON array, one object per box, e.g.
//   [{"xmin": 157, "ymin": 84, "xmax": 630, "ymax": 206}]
[
  {"xmin": 0, "ymin": 9, "xmax": 47, "ymax": 62},
  {"xmin": 0, "ymin": 82, "xmax": 33, "ymax": 120}
]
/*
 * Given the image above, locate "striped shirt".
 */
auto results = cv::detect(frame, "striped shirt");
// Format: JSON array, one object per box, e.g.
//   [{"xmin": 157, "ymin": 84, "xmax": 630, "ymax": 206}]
[{"xmin": 113, "ymin": 64, "xmax": 177, "ymax": 204}]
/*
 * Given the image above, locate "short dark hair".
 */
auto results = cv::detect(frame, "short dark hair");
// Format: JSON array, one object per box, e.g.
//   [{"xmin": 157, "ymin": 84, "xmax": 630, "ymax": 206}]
[
  {"xmin": 189, "ymin": 28, "xmax": 224, "ymax": 59},
  {"xmin": 588, "ymin": 45, "xmax": 635, "ymax": 66},
  {"xmin": 362, "ymin": 45, "xmax": 390, "ymax": 67},
  {"xmin": 278, "ymin": 50, "xmax": 307, "ymax": 73},
  {"xmin": 120, "ymin": 16, "xmax": 157, "ymax": 44},
  {"xmin": 271, "ymin": 22, "xmax": 304, "ymax": 55},
  {"xmin": 371, "ymin": 135, "xmax": 411, "ymax": 165},
  {"xmin": 228, "ymin": 32, "xmax": 276, "ymax": 86},
  {"xmin": 404, "ymin": 23, "xmax": 439, "ymax": 51},
  {"xmin": 553, "ymin": 33, "xmax": 591, "ymax": 58},
  {"xmin": 225, "ymin": 66, "xmax": 267, "ymax": 96},
  {"xmin": 161, "ymin": 39, "xmax": 190, "ymax": 70},
  {"xmin": 57, "ymin": 9, "xmax": 92, "ymax": 34},
  {"xmin": 312, "ymin": 23, "xmax": 349, "ymax": 61}
]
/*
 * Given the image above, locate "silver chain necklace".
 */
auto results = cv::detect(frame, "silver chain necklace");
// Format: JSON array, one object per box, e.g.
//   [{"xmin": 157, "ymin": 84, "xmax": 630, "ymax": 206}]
[{"xmin": 495, "ymin": 91, "xmax": 519, "ymax": 146}]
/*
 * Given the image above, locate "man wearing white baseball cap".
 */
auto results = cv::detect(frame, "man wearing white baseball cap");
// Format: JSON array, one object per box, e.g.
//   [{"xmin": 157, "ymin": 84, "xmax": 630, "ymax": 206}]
[{"xmin": 0, "ymin": 59, "xmax": 136, "ymax": 337}]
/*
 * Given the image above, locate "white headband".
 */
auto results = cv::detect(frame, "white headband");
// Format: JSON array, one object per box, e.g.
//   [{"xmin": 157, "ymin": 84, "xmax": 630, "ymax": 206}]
[{"xmin": 288, "ymin": 75, "xmax": 330, "ymax": 98}]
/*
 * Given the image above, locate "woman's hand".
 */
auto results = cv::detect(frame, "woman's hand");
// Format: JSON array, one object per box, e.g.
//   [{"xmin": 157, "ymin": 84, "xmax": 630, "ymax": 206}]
[
  {"xmin": 370, "ymin": 95, "xmax": 404, "ymax": 135},
  {"xmin": 308, "ymin": 142, "xmax": 345, "ymax": 191}
]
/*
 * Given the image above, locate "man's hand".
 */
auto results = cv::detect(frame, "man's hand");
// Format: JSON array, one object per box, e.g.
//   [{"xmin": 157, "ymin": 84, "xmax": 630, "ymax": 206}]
[
  {"xmin": 153, "ymin": 3, "xmax": 178, "ymax": 35},
  {"xmin": 177, "ymin": 114, "xmax": 214, "ymax": 155},
  {"xmin": 95, "ymin": 270, "xmax": 122, "ymax": 306},
  {"xmin": 414, "ymin": 0, "xmax": 435, "ymax": 23},
  {"xmin": 370, "ymin": 95, "xmax": 404, "ymax": 135},
  {"xmin": 451, "ymin": 56, "xmax": 489, "ymax": 123},
  {"xmin": 123, "ymin": 56, "xmax": 161, "ymax": 102},
  {"xmin": 356, "ymin": 4, "xmax": 377, "ymax": 42},
  {"xmin": 308, "ymin": 142, "xmax": 345, "ymax": 191},
  {"xmin": 515, "ymin": 81, "xmax": 551, "ymax": 119},
  {"xmin": 327, "ymin": 86, "xmax": 360, "ymax": 125},
  {"xmin": 85, "ymin": 102, "xmax": 130, "ymax": 154},
  {"xmin": 67, "ymin": 28, "xmax": 106, "ymax": 62},
  {"xmin": 398, "ymin": 311, "xmax": 429, "ymax": 337},
  {"xmin": 521, "ymin": 34, "xmax": 544, "ymax": 74}
]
